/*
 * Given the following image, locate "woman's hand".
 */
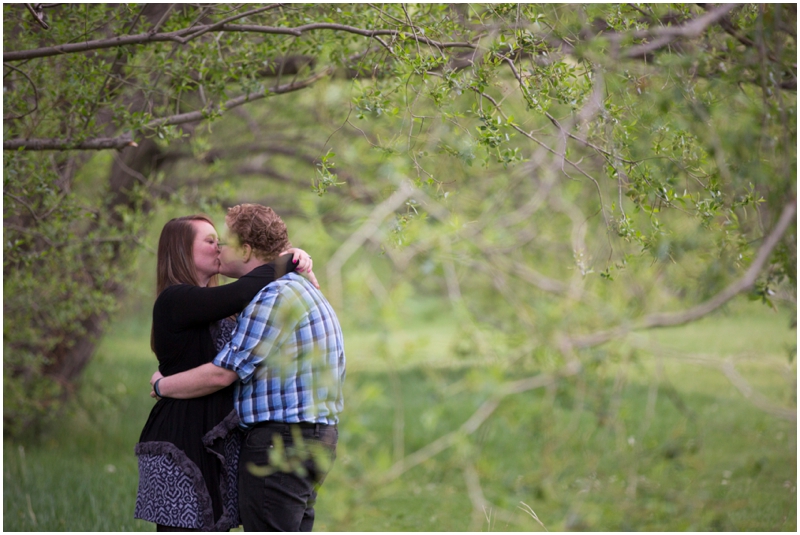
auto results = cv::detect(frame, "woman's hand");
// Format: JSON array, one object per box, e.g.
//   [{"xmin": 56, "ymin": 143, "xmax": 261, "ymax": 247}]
[
  {"xmin": 284, "ymin": 247, "xmax": 313, "ymax": 274},
  {"xmin": 282, "ymin": 248, "xmax": 320, "ymax": 289},
  {"xmin": 304, "ymin": 269, "xmax": 320, "ymax": 289}
]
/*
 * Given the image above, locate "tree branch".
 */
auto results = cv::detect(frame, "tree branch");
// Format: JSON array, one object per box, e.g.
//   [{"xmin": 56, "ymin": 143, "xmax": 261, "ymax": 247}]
[
  {"xmin": 327, "ymin": 181, "xmax": 416, "ymax": 310},
  {"xmin": 621, "ymin": 4, "xmax": 738, "ymax": 59},
  {"xmin": 3, "ymin": 68, "xmax": 332, "ymax": 151},
  {"xmin": 381, "ymin": 361, "xmax": 582, "ymax": 482},
  {"xmin": 146, "ymin": 67, "xmax": 333, "ymax": 128},
  {"xmin": 178, "ymin": 4, "xmax": 282, "ymax": 43},
  {"xmin": 3, "ymin": 133, "xmax": 137, "ymax": 151},
  {"xmin": 4, "ymin": 20, "xmax": 475, "ymax": 62},
  {"xmin": 643, "ymin": 343, "xmax": 797, "ymax": 421},
  {"xmin": 24, "ymin": 3, "xmax": 50, "ymax": 30},
  {"xmin": 484, "ymin": 256, "xmax": 569, "ymax": 295},
  {"xmin": 571, "ymin": 199, "xmax": 797, "ymax": 348}
]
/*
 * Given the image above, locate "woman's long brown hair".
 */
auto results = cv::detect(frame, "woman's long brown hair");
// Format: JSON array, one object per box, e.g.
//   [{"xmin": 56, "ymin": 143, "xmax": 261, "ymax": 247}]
[{"xmin": 151, "ymin": 214, "xmax": 219, "ymax": 352}]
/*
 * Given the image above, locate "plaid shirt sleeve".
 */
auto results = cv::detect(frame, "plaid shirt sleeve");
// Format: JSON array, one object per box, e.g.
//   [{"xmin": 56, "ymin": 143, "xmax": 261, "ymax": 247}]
[{"xmin": 213, "ymin": 285, "xmax": 294, "ymax": 383}]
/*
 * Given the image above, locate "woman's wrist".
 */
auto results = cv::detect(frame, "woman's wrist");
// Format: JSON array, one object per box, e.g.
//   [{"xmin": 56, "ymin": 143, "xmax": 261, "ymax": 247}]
[{"xmin": 153, "ymin": 377, "xmax": 165, "ymax": 398}]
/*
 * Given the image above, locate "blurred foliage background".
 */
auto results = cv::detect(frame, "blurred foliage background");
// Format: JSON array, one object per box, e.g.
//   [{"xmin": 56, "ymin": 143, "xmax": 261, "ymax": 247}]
[{"xmin": 3, "ymin": 3, "xmax": 796, "ymax": 530}]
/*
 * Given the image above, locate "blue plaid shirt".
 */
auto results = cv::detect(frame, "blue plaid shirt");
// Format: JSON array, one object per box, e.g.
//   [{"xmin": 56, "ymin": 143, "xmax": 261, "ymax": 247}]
[{"xmin": 213, "ymin": 272, "xmax": 345, "ymax": 427}]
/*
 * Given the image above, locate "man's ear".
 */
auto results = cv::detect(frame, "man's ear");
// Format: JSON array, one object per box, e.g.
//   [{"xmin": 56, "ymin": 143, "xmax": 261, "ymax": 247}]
[{"xmin": 242, "ymin": 243, "xmax": 253, "ymax": 263}]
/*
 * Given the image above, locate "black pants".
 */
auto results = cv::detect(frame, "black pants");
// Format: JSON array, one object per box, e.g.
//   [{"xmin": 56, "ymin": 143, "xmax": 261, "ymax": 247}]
[{"xmin": 238, "ymin": 422, "xmax": 337, "ymax": 532}]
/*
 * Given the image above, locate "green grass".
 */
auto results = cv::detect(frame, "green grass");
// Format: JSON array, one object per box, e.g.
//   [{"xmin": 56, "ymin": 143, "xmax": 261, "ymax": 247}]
[
  {"xmin": 3, "ymin": 317, "xmax": 157, "ymax": 531},
  {"xmin": 4, "ymin": 298, "xmax": 796, "ymax": 531}
]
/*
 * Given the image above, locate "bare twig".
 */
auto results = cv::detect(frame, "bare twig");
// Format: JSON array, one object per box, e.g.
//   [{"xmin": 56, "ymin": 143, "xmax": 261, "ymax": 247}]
[
  {"xmin": 544, "ymin": 112, "xmax": 637, "ymax": 165},
  {"xmin": 3, "ymin": 62, "xmax": 39, "ymax": 120},
  {"xmin": 148, "ymin": 4, "xmax": 176, "ymax": 35}
]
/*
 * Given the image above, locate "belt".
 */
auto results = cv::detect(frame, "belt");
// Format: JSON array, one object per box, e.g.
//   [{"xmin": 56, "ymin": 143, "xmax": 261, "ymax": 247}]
[{"xmin": 249, "ymin": 420, "xmax": 335, "ymax": 431}]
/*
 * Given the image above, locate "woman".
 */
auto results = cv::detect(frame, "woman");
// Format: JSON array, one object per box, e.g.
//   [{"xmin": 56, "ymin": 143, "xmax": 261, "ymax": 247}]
[{"xmin": 134, "ymin": 214, "xmax": 314, "ymax": 531}]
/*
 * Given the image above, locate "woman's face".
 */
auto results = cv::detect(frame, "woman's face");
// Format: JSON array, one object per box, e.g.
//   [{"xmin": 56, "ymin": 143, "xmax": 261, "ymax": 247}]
[{"xmin": 191, "ymin": 220, "xmax": 220, "ymax": 286}]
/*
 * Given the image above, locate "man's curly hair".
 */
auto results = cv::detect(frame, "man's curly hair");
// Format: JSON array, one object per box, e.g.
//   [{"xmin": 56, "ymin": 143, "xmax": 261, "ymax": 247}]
[{"xmin": 225, "ymin": 204, "xmax": 291, "ymax": 262}]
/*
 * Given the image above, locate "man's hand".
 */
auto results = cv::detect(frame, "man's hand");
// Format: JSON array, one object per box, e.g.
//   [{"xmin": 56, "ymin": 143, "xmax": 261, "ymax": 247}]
[{"xmin": 150, "ymin": 370, "xmax": 164, "ymax": 399}]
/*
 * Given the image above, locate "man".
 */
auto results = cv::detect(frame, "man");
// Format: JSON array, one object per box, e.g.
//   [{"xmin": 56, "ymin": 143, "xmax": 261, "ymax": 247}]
[{"xmin": 151, "ymin": 203, "xmax": 345, "ymax": 532}]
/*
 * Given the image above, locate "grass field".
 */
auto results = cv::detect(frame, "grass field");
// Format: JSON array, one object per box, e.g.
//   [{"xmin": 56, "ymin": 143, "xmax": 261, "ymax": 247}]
[{"xmin": 3, "ymin": 298, "xmax": 796, "ymax": 531}]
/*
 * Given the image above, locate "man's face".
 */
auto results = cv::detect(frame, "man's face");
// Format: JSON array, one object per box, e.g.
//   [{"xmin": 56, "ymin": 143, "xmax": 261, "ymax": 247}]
[{"xmin": 218, "ymin": 227, "xmax": 248, "ymax": 279}]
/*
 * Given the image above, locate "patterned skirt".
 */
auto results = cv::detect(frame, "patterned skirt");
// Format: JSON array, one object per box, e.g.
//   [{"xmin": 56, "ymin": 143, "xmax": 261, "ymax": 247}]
[{"xmin": 134, "ymin": 411, "xmax": 242, "ymax": 531}]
